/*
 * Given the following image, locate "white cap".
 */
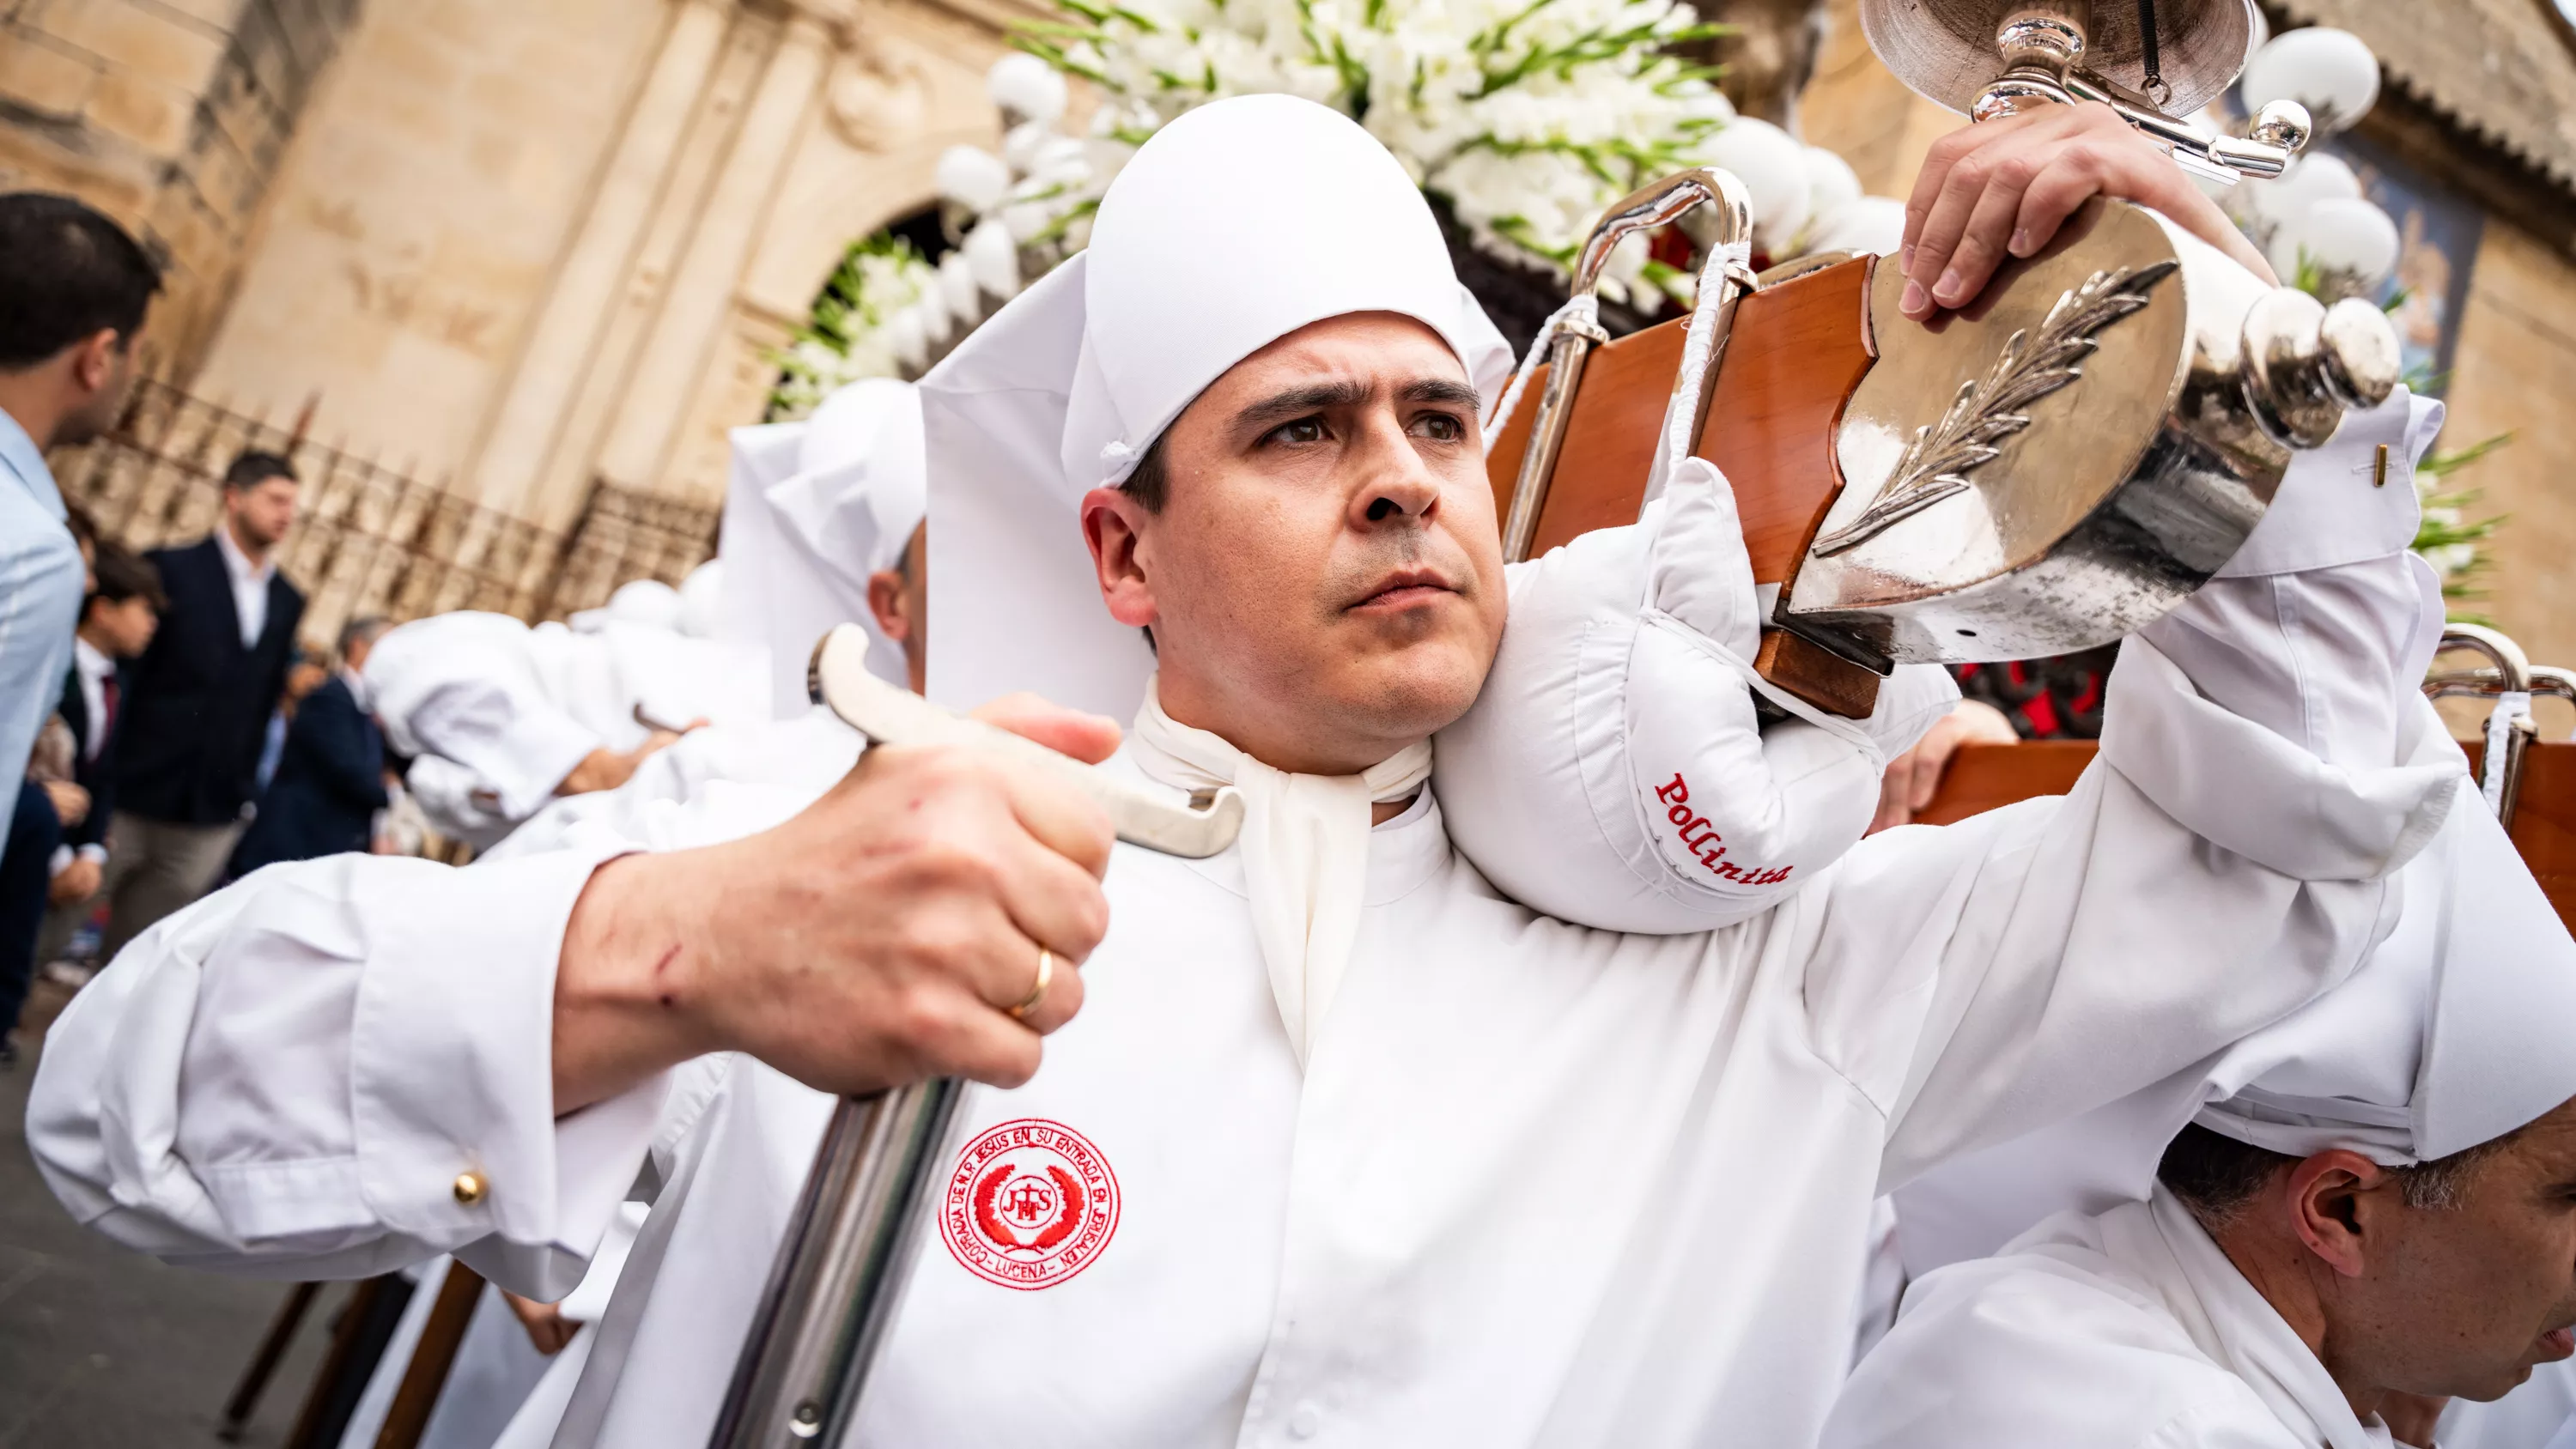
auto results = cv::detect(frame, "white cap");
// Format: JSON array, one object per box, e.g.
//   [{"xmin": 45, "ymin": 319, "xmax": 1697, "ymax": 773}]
[
  {"xmin": 2195, "ymin": 791, "xmax": 2576, "ymax": 1166},
  {"xmin": 677, "ymin": 559, "xmax": 723, "ymax": 640},
  {"xmin": 921, "ymin": 94, "xmax": 1514, "ymax": 720},
  {"xmin": 719, "ymin": 379, "xmax": 928, "ymax": 709}
]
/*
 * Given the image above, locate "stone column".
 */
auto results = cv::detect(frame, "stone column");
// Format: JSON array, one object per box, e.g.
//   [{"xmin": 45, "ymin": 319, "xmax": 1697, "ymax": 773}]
[
  {"xmin": 590, "ymin": 7, "xmax": 838, "ymax": 493},
  {"xmin": 522, "ymin": 11, "xmax": 777, "ymax": 534},
  {"xmin": 465, "ymin": 0, "xmax": 736, "ymax": 516}
]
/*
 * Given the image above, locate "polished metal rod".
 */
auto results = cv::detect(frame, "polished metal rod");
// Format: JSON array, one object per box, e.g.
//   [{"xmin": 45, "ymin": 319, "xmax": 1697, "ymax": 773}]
[
  {"xmin": 707, "ymin": 1079, "xmax": 969, "ymax": 1447},
  {"xmin": 706, "ymin": 627, "xmax": 1248, "ymax": 1447}
]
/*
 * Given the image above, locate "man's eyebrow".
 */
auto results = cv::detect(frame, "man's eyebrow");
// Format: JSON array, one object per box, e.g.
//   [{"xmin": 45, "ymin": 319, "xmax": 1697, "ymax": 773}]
[
  {"xmin": 1232, "ymin": 379, "xmax": 1373, "ymax": 433},
  {"xmin": 1400, "ymin": 376, "xmax": 1483, "ymax": 411}
]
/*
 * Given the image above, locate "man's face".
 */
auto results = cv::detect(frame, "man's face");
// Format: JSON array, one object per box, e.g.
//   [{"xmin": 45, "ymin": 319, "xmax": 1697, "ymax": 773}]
[
  {"xmin": 226, "ymin": 477, "xmax": 299, "ymax": 550},
  {"xmin": 866, "ymin": 524, "xmax": 930, "ymax": 695},
  {"xmin": 91, "ymin": 596, "xmax": 156, "ymax": 657},
  {"xmin": 2351, "ymin": 1099, "xmax": 2576, "ymax": 1402},
  {"xmin": 1081, "ymin": 312, "xmax": 1505, "ymax": 774},
  {"xmin": 55, "ymin": 328, "xmax": 140, "ymax": 449}
]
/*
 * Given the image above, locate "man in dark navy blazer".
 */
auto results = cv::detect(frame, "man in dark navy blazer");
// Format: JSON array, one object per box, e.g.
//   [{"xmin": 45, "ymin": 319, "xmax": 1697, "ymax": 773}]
[
  {"xmin": 98, "ymin": 451, "xmax": 304, "ymax": 957},
  {"xmin": 229, "ymin": 617, "xmax": 390, "ymax": 877}
]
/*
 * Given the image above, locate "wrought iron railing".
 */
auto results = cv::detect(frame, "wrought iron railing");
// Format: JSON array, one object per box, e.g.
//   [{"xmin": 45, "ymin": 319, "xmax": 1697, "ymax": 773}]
[{"xmin": 53, "ymin": 379, "xmax": 720, "ymax": 652}]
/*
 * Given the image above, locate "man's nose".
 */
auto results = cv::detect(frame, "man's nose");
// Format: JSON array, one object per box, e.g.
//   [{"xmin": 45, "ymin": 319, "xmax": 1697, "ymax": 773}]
[{"xmin": 1354, "ymin": 416, "xmax": 1441, "ymax": 525}]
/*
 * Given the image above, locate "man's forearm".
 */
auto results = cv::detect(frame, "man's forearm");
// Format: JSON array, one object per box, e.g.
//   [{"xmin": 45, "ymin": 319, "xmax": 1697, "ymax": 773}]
[{"xmin": 553, "ymin": 849, "xmax": 725, "ymax": 1114}]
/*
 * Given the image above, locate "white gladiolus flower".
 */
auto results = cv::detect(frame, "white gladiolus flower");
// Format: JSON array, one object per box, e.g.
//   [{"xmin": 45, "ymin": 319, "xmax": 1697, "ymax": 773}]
[
  {"xmin": 888, "ymin": 306, "xmax": 930, "ymax": 372},
  {"xmin": 1704, "ymin": 117, "xmax": 1812, "ymax": 254},
  {"xmin": 963, "ymin": 219, "xmax": 1023, "ymax": 299},
  {"xmin": 783, "ymin": 0, "xmax": 1885, "ymax": 408},
  {"xmin": 939, "ymin": 250, "xmax": 984, "ymax": 325},
  {"xmin": 935, "ymin": 145, "xmax": 1014, "ymax": 211},
  {"xmin": 1029, "ymin": 136, "xmax": 1093, "ymax": 187},
  {"xmin": 989, "ymin": 52, "xmax": 1071, "ymax": 124},
  {"xmin": 1002, "ymin": 120, "xmax": 1054, "ymax": 173},
  {"xmin": 999, "ymin": 199, "xmax": 1055, "ymax": 244},
  {"xmin": 1801, "ymin": 197, "xmax": 1907, "ymax": 258},
  {"xmin": 1801, "ymin": 148, "xmax": 1862, "ymax": 230},
  {"xmin": 916, "ymin": 294, "xmax": 954, "ymax": 348}
]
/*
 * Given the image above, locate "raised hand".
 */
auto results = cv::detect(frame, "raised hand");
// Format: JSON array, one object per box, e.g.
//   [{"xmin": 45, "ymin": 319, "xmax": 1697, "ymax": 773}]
[{"xmin": 1899, "ymin": 101, "xmax": 2275, "ymax": 322}]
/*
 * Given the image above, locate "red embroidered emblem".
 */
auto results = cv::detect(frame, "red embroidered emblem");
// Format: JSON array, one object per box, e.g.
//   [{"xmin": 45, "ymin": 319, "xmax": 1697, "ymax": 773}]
[{"xmin": 939, "ymin": 1118, "xmax": 1121, "ymax": 1291}]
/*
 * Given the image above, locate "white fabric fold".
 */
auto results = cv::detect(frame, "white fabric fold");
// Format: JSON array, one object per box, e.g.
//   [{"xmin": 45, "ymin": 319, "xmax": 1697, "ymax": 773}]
[
  {"xmin": 1127, "ymin": 678, "xmax": 1430, "ymax": 1064},
  {"xmin": 2099, "ymin": 638, "xmax": 2459, "ymax": 882}
]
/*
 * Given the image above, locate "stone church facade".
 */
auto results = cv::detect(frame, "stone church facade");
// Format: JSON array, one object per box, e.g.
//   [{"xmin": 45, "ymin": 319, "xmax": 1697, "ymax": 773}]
[
  {"xmin": 4, "ymin": 0, "xmax": 1021, "ymax": 528},
  {"xmin": 9, "ymin": 0, "xmax": 2576, "ymax": 675}
]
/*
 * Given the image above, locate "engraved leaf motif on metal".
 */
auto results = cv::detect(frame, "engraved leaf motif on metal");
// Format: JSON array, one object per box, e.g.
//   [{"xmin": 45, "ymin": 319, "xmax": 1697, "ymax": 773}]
[{"xmin": 1810, "ymin": 258, "xmax": 2181, "ymax": 558}]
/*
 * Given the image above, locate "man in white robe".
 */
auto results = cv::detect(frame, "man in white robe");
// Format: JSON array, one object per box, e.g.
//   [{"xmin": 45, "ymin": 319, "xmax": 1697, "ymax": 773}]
[
  {"xmin": 1821, "ymin": 783, "xmax": 2576, "ymax": 1449},
  {"xmin": 29, "ymin": 96, "xmax": 2459, "ymax": 1449},
  {"xmin": 486, "ymin": 383, "xmax": 927, "ymax": 862}
]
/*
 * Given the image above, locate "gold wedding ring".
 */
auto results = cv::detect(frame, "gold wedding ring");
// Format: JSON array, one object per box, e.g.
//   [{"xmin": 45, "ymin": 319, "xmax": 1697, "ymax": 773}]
[{"xmin": 1011, "ymin": 948, "xmax": 1054, "ymax": 1021}]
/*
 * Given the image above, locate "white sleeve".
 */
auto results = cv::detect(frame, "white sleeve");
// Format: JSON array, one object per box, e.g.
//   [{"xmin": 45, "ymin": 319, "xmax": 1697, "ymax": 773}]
[
  {"xmin": 404, "ymin": 678, "xmax": 604, "ymax": 822},
  {"xmin": 1437, "ymin": 457, "xmax": 1955, "ymax": 934},
  {"xmin": 25, "ymin": 846, "xmax": 667, "ymax": 1299},
  {"xmin": 1793, "ymin": 391, "xmax": 2466, "ymax": 1189}
]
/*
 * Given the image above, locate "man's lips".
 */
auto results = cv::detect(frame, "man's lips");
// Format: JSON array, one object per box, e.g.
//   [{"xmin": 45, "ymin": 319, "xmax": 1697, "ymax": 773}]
[
  {"xmin": 2542, "ymin": 1325, "xmax": 2575, "ymax": 1361},
  {"xmin": 1350, "ymin": 567, "xmax": 1457, "ymax": 610}
]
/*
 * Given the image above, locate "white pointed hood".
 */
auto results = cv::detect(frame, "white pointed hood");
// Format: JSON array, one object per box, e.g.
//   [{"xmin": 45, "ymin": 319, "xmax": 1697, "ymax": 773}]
[{"xmin": 720, "ymin": 379, "xmax": 927, "ymax": 708}]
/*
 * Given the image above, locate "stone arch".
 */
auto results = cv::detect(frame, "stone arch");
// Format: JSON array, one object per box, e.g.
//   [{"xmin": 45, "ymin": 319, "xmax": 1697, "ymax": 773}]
[{"xmin": 659, "ymin": 5, "xmax": 1036, "ymax": 502}]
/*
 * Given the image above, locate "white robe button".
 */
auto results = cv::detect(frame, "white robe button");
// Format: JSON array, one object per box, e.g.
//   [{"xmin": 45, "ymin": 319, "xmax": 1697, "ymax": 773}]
[{"xmin": 1287, "ymin": 1404, "xmax": 1321, "ymax": 1439}]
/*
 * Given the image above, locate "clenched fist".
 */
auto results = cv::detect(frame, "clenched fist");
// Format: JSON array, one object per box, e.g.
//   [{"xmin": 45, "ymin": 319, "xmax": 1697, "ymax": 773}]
[{"xmin": 551, "ymin": 695, "xmax": 1121, "ymax": 1112}]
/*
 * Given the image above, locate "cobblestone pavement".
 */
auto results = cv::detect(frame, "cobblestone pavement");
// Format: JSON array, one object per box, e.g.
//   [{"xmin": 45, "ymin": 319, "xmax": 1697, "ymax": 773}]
[{"xmin": 0, "ymin": 978, "xmax": 337, "ymax": 1449}]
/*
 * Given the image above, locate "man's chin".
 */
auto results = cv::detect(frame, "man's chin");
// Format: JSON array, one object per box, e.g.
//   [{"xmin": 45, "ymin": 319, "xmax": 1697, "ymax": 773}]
[{"xmin": 1330, "ymin": 637, "xmax": 1492, "ymax": 737}]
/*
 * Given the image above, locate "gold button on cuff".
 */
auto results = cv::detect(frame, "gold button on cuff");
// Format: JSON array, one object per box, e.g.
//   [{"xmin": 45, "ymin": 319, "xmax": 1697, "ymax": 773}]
[{"xmin": 453, "ymin": 1171, "xmax": 489, "ymax": 1206}]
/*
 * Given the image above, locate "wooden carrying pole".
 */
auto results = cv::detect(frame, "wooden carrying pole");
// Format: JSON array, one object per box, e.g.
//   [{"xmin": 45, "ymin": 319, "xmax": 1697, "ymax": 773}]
[
  {"xmin": 218, "ymin": 1281, "xmax": 320, "ymax": 1441},
  {"xmin": 374, "ymin": 1261, "xmax": 489, "ymax": 1449}
]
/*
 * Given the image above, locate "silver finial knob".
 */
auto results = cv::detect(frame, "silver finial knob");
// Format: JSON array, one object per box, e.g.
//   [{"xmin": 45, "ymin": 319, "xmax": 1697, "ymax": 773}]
[{"xmin": 2241, "ymin": 288, "xmax": 2401, "ymax": 448}]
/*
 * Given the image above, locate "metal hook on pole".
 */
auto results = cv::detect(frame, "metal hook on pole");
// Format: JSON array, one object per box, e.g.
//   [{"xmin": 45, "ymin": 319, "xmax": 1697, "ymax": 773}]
[
  {"xmin": 1498, "ymin": 167, "xmax": 1758, "ymax": 565},
  {"xmin": 2424, "ymin": 624, "xmax": 2575, "ymax": 828},
  {"xmin": 706, "ymin": 627, "xmax": 1246, "ymax": 1448}
]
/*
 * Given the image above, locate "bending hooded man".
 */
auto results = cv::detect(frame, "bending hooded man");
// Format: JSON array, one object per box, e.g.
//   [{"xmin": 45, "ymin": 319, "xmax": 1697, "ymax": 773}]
[
  {"xmin": 31, "ymin": 96, "xmax": 2457, "ymax": 1448},
  {"xmin": 1820, "ymin": 783, "xmax": 2576, "ymax": 1449},
  {"xmin": 484, "ymin": 380, "xmax": 927, "ymax": 864},
  {"xmin": 724, "ymin": 376, "xmax": 928, "ymax": 701}
]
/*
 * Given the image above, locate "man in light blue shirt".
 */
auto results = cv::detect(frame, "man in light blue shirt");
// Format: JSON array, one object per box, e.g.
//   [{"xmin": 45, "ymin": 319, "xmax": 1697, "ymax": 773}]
[{"xmin": 0, "ymin": 194, "xmax": 161, "ymax": 791}]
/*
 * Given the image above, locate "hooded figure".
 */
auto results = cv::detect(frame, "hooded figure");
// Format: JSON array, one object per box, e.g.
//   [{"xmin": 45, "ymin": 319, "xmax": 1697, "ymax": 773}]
[
  {"xmin": 1822, "ymin": 783, "xmax": 2576, "ymax": 1449},
  {"xmin": 722, "ymin": 378, "xmax": 927, "ymax": 710},
  {"xmin": 473, "ymin": 391, "xmax": 930, "ymax": 864}
]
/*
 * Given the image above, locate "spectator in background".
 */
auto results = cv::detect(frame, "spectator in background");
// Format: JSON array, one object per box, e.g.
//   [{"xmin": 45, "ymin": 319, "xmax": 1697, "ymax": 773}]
[
  {"xmin": 97, "ymin": 451, "xmax": 304, "ymax": 957},
  {"xmin": 0, "ymin": 192, "xmax": 157, "ymax": 792},
  {"xmin": 0, "ymin": 777, "xmax": 68, "ymax": 1068},
  {"xmin": 228, "ymin": 617, "xmax": 390, "ymax": 877},
  {"xmin": 33, "ymin": 545, "xmax": 165, "ymax": 975},
  {"xmin": 252, "ymin": 646, "xmax": 331, "ymax": 798}
]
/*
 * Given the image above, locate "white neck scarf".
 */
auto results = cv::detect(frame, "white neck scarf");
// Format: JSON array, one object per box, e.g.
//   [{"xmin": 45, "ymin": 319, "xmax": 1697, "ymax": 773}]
[
  {"xmin": 1127, "ymin": 676, "xmax": 1432, "ymax": 1065},
  {"xmin": 2130, "ymin": 1188, "xmax": 2393, "ymax": 1449}
]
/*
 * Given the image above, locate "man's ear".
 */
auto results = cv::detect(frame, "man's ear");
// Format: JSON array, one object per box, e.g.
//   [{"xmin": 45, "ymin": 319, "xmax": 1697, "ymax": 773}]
[
  {"xmin": 68, "ymin": 329, "xmax": 121, "ymax": 392},
  {"xmin": 1081, "ymin": 486, "xmax": 1157, "ymax": 629},
  {"xmin": 2287, "ymin": 1149, "xmax": 2399, "ymax": 1278},
  {"xmin": 865, "ymin": 569, "xmax": 911, "ymax": 645}
]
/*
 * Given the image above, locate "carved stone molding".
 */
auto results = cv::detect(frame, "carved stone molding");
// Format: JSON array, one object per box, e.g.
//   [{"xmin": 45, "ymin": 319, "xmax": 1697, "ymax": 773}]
[{"xmin": 824, "ymin": 39, "xmax": 932, "ymax": 150}]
